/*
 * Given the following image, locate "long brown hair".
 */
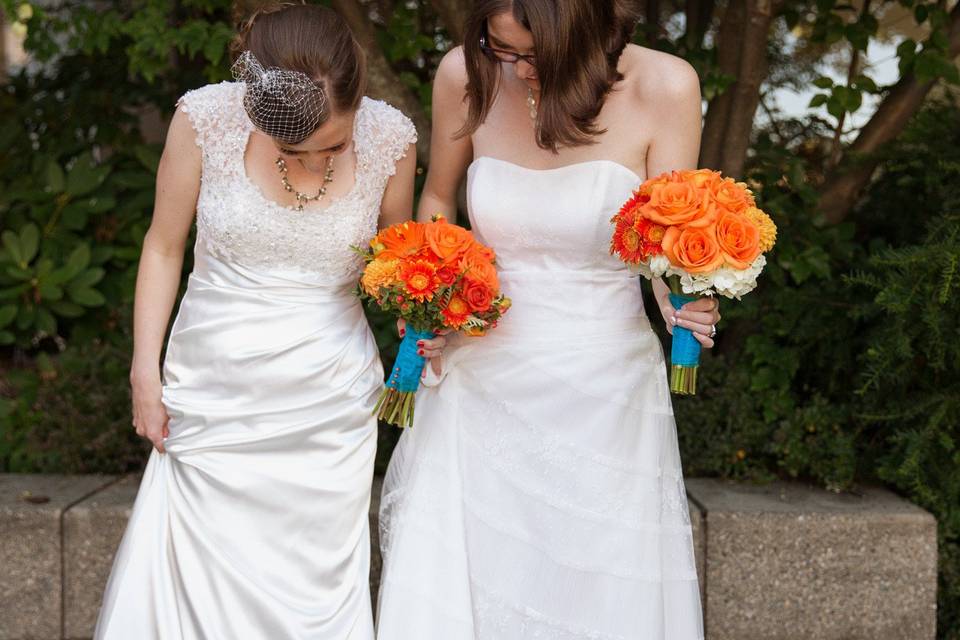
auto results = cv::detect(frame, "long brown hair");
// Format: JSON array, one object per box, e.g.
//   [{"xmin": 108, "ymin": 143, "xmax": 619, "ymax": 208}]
[
  {"xmin": 231, "ymin": 2, "xmax": 366, "ymax": 141},
  {"xmin": 459, "ymin": 0, "xmax": 640, "ymax": 151}
]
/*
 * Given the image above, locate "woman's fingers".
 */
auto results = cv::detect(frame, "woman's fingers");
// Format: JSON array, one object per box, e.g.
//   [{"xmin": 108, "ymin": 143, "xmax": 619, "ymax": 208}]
[
  {"xmin": 397, "ymin": 318, "xmax": 407, "ymax": 338},
  {"xmin": 675, "ymin": 316, "xmax": 714, "ymax": 337},
  {"xmin": 693, "ymin": 331, "xmax": 715, "ymax": 349}
]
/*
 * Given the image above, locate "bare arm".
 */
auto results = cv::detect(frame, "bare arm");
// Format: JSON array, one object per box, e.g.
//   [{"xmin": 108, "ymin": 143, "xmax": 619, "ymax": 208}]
[
  {"xmin": 129, "ymin": 107, "xmax": 201, "ymax": 451},
  {"xmin": 416, "ymin": 48, "xmax": 473, "ymax": 224},
  {"xmin": 641, "ymin": 57, "xmax": 721, "ymax": 347},
  {"xmin": 378, "ymin": 143, "xmax": 417, "ymax": 228}
]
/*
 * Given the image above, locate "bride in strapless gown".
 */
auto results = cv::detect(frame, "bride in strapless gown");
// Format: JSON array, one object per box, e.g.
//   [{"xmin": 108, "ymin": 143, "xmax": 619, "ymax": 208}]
[{"xmin": 377, "ymin": 4, "xmax": 718, "ymax": 639}]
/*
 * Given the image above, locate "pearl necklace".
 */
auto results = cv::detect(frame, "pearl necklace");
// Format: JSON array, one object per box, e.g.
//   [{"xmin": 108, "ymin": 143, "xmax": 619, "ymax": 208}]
[{"xmin": 275, "ymin": 155, "xmax": 335, "ymax": 212}]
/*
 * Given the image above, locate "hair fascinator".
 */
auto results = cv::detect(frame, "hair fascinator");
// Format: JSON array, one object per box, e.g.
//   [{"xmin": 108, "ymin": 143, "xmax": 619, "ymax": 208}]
[{"xmin": 231, "ymin": 50, "xmax": 328, "ymax": 144}]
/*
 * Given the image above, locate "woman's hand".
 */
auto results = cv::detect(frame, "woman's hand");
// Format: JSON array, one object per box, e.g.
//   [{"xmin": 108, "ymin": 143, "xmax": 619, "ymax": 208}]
[
  {"xmin": 130, "ymin": 370, "xmax": 170, "ymax": 453},
  {"xmin": 397, "ymin": 319, "xmax": 449, "ymax": 377},
  {"xmin": 657, "ymin": 295, "xmax": 721, "ymax": 349}
]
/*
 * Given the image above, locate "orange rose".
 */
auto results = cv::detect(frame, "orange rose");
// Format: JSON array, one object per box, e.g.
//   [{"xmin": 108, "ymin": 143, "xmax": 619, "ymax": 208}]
[
  {"xmin": 462, "ymin": 278, "xmax": 494, "ymax": 312},
  {"xmin": 678, "ymin": 169, "xmax": 722, "ymax": 191},
  {"xmin": 426, "ymin": 219, "xmax": 474, "ymax": 264},
  {"xmin": 641, "ymin": 181, "xmax": 716, "ymax": 229},
  {"xmin": 637, "ymin": 171, "xmax": 675, "ymax": 198},
  {"xmin": 711, "ymin": 178, "xmax": 753, "ymax": 214},
  {"xmin": 378, "ymin": 222, "xmax": 427, "ymax": 261},
  {"xmin": 458, "ymin": 252, "xmax": 499, "ymax": 292},
  {"xmin": 466, "ymin": 241, "xmax": 496, "ymax": 263},
  {"xmin": 662, "ymin": 226, "xmax": 725, "ymax": 274},
  {"xmin": 714, "ymin": 209, "xmax": 761, "ymax": 269}
]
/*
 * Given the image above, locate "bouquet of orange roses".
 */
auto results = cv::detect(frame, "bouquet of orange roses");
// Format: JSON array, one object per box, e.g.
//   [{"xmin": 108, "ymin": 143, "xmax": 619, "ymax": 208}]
[
  {"xmin": 610, "ymin": 169, "xmax": 777, "ymax": 395},
  {"xmin": 356, "ymin": 216, "xmax": 510, "ymax": 427}
]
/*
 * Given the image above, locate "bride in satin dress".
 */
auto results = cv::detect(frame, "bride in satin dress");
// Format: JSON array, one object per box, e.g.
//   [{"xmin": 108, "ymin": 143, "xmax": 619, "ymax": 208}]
[
  {"xmin": 377, "ymin": 1, "xmax": 719, "ymax": 638},
  {"xmin": 93, "ymin": 5, "xmax": 416, "ymax": 639}
]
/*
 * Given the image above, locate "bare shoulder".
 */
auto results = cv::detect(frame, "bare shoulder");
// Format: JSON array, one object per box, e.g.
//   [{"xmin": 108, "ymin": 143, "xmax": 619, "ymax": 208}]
[
  {"xmin": 620, "ymin": 44, "xmax": 701, "ymax": 106},
  {"xmin": 435, "ymin": 46, "xmax": 468, "ymax": 89}
]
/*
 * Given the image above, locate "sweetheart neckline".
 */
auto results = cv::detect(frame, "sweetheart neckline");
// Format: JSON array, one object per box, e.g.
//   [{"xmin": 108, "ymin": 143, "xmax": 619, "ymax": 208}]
[{"xmin": 469, "ymin": 156, "xmax": 644, "ymax": 183}]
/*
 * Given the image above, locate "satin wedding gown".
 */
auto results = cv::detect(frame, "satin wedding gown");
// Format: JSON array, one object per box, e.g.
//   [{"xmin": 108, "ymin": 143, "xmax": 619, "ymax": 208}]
[
  {"xmin": 94, "ymin": 82, "xmax": 416, "ymax": 640},
  {"xmin": 377, "ymin": 157, "xmax": 703, "ymax": 639}
]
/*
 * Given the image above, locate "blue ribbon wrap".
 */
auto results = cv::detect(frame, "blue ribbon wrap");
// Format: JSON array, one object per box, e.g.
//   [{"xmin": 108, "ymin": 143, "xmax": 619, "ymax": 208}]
[
  {"xmin": 669, "ymin": 293, "xmax": 701, "ymax": 368},
  {"xmin": 385, "ymin": 327, "xmax": 436, "ymax": 393}
]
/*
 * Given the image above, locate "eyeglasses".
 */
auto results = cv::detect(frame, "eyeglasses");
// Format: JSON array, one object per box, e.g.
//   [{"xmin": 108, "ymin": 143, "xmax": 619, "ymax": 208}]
[{"xmin": 479, "ymin": 34, "xmax": 537, "ymax": 67}]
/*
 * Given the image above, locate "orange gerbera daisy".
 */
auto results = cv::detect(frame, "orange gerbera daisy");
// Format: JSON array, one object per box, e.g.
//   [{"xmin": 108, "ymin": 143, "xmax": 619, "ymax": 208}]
[
  {"xmin": 378, "ymin": 222, "xmax": 427, "ymax": 260},
  {"xmin": 441, "ymin": 295, "xmax": 471, "ymax": 329},
  {"xmin": 399, "ymin": 259, "xmax": 439, "ymax": 301}
]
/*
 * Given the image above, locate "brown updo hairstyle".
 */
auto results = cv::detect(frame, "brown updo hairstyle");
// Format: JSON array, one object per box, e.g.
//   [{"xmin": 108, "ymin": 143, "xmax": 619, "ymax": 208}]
[
  {"xmin": 459, "ymin": 0, "xmax": 640, "ymax": 151},
  {"xmin": 231, "ymin": 2, "xmax": 367, "ymax": 143}
]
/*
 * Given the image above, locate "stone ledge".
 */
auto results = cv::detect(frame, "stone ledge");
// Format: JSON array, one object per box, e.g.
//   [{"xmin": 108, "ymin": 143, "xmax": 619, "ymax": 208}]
[
  {"xmin": 0, "ymin": 474, "xmax": 116, "ymax": 640},
  {"xmin": 62, "ymin": 475, "xmax": 139, "ymax": 640},
  {"xmin": 686, "ymin": 478, "xmax": 938, "ymax": 640},
  {"xmin": 0, "ymin": 475, "xmax": 939, "ymax": 640}
]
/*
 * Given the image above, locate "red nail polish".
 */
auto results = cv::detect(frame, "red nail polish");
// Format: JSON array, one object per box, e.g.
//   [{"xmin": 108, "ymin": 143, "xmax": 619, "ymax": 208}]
[{"xmin": 418, "ymin": 349, "xmax": 424, "ymax": 356}]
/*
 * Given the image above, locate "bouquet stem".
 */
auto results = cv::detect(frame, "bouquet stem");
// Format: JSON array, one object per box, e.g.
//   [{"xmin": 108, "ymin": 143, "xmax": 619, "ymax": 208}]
[
  {"xmin": 376, "ymin": 327, "xmax": 434, "ymax": 428},
  {"xmin": 668, "ymin": 292, "xmax": 700, "ymax": 396}
]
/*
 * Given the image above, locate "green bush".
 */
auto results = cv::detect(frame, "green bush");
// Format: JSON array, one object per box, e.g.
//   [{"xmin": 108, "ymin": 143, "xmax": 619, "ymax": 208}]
[{"xmin": 673, "ymin": 97, "xmax": 960, "ymax": 636}]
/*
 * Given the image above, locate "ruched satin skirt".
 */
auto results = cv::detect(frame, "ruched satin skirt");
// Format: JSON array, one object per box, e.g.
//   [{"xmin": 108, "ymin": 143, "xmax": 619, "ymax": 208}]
[
  {"xmin": 377, "ymin": 269, "xmax": 703, "ymax": 640},
  {"xmin": 95, "ymin": 248, "xmax": 383, "ymax": 640}
]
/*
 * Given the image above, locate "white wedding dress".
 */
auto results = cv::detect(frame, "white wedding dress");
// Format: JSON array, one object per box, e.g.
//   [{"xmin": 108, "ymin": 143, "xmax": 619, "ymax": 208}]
[
  {"xmin": 94, "ymin": 82, "xmax": 416, "ymax": 640},
  {"xmin": 377, "ymin": 157, "xmax": 703, "ymax": 639}
]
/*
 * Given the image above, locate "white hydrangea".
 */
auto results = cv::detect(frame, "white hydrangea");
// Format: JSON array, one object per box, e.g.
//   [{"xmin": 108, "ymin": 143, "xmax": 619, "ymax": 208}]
[{"xmin": 635, "ymin": 254, "xmax": 767, "ymax": 299}]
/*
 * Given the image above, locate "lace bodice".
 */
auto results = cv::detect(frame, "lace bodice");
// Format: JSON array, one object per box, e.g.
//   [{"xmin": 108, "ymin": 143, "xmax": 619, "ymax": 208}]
[{"xmin": 177, "ymin": 82, "xmax": 417, "ymax": 278}]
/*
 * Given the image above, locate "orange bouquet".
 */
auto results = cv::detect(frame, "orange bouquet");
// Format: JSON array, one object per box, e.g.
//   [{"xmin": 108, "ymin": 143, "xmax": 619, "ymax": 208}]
[
  {"xmin": 356, "ymin": 215, "xmax": 510, "ymax": 427},
  {"xmin": 610, "ymin": 169, "xmax": 777, "ymax": 394}
]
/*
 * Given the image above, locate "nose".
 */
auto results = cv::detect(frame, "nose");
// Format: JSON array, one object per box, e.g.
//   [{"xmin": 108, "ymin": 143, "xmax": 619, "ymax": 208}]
[{"xmin": 514, "ymin": 60, "xmax": 536, "ymax": 81}]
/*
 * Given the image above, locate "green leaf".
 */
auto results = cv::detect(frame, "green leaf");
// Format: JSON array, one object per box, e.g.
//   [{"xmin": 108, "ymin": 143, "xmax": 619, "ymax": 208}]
[
  {"xmin": 808, "ymin": 94, "xmax": 829, "ymax": 108},
  {"xmin": 66, "ymin": 153, "xmax": 110, "ymax": 197},
  {"xmin": 2, "ymin": 231, "xmax": 23, "ymax": 265},
  {"xmin": 0, "ymin": 305, "xmax": 16, "ymax": 328},
  {"xmin": 813, "ymin": 76, "xmax": 834, "ymax": 89},
  {"xmin": 68, "ymin": 286, "xmax": 106, "ymax": 307},
  {"xmin": 19, "ymin": 224, "xmax": 39, "ymax": 264},
  {"xmin": 35, "ymin": 307, "xmax": 57, "ymax": 335},
  {"xmin": 0, "ymin": 331, "xmax": 13, "ymax": 345},
  {"xmin": 133, "ymin": 145, "xmax": 160, "ymax": 173},
  {"xmin": 49, "ymin": 300, "xmax": 85, "ymax": 318},
  {"xmin": 826, "ymin": 94, "xmax": 845, "ymax": 120},
  {"xmin": 70, "ymin": 267, "xmax": 105, "ymax": 289},
  {"xmin": 854, "ymin": 75, "xmax": 879, "ymax": 93},
  {"xmin": 61, "ymin": 201, "xmax": 92, "ymax": 230},
  {"xmin": 37, "ymin": 280, "xmax": 64, "ymax": 301},
  {"xmin": 44, "ymin": 159, "xmax": 65, "ymax": 193},
  {"xmin": 914, "ymin": 3, "xmax": 928, "ymax": 23},
  {"xmin": 65, "ymin": 244, "xmax": 91, "ymax": 277}
]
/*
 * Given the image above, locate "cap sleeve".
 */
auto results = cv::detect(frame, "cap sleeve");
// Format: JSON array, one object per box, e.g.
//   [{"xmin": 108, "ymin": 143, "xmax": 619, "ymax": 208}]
[
  {"xmin": 176, "ymin": 82, "xmax": 246, "ymax": 151},
  {"xmin": 355, "ymin": 98, "xmax": 418, "ymax": 181}
]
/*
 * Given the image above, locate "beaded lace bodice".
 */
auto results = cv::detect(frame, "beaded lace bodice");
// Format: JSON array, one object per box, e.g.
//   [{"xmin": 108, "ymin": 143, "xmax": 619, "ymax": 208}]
[{"xmin": 177, "ymin": 82, "xmax": 417, "ymax": 278}]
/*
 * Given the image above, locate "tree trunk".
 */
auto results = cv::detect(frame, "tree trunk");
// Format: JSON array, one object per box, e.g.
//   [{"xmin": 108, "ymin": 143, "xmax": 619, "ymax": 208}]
[
  {"xmin": 685, "ymin": 0, "xmax": 716, "ymax": 47},
  {"xmin": 819, "ymin": 0, "xmax": 960, "ymax": 224},
  {"xmin": 429, "ymin": 0, "xmax": 471, "ymax": 43},
  {"xmin": 330, "ymin": 0, "xmax": 431, "ymax": 158},
  {"xmin": 719, "ymin": 0, "xmax": 775, "ymax": 177},
  {"xmin": 700, "ymin": 0, "xmax": 747, "ymax": 169}
]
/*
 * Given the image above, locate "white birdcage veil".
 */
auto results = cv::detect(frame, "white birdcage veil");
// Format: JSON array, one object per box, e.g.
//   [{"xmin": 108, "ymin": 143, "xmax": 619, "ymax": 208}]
[{"xmin": 231, "ymin": 50, "xmax": 328, "ymax": 145}]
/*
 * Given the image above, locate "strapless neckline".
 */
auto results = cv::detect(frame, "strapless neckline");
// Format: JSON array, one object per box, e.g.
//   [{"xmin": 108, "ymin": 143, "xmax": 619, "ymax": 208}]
[{"xmin": 469, "ymin": 155, "xmax": 643, "ymax": 183}]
